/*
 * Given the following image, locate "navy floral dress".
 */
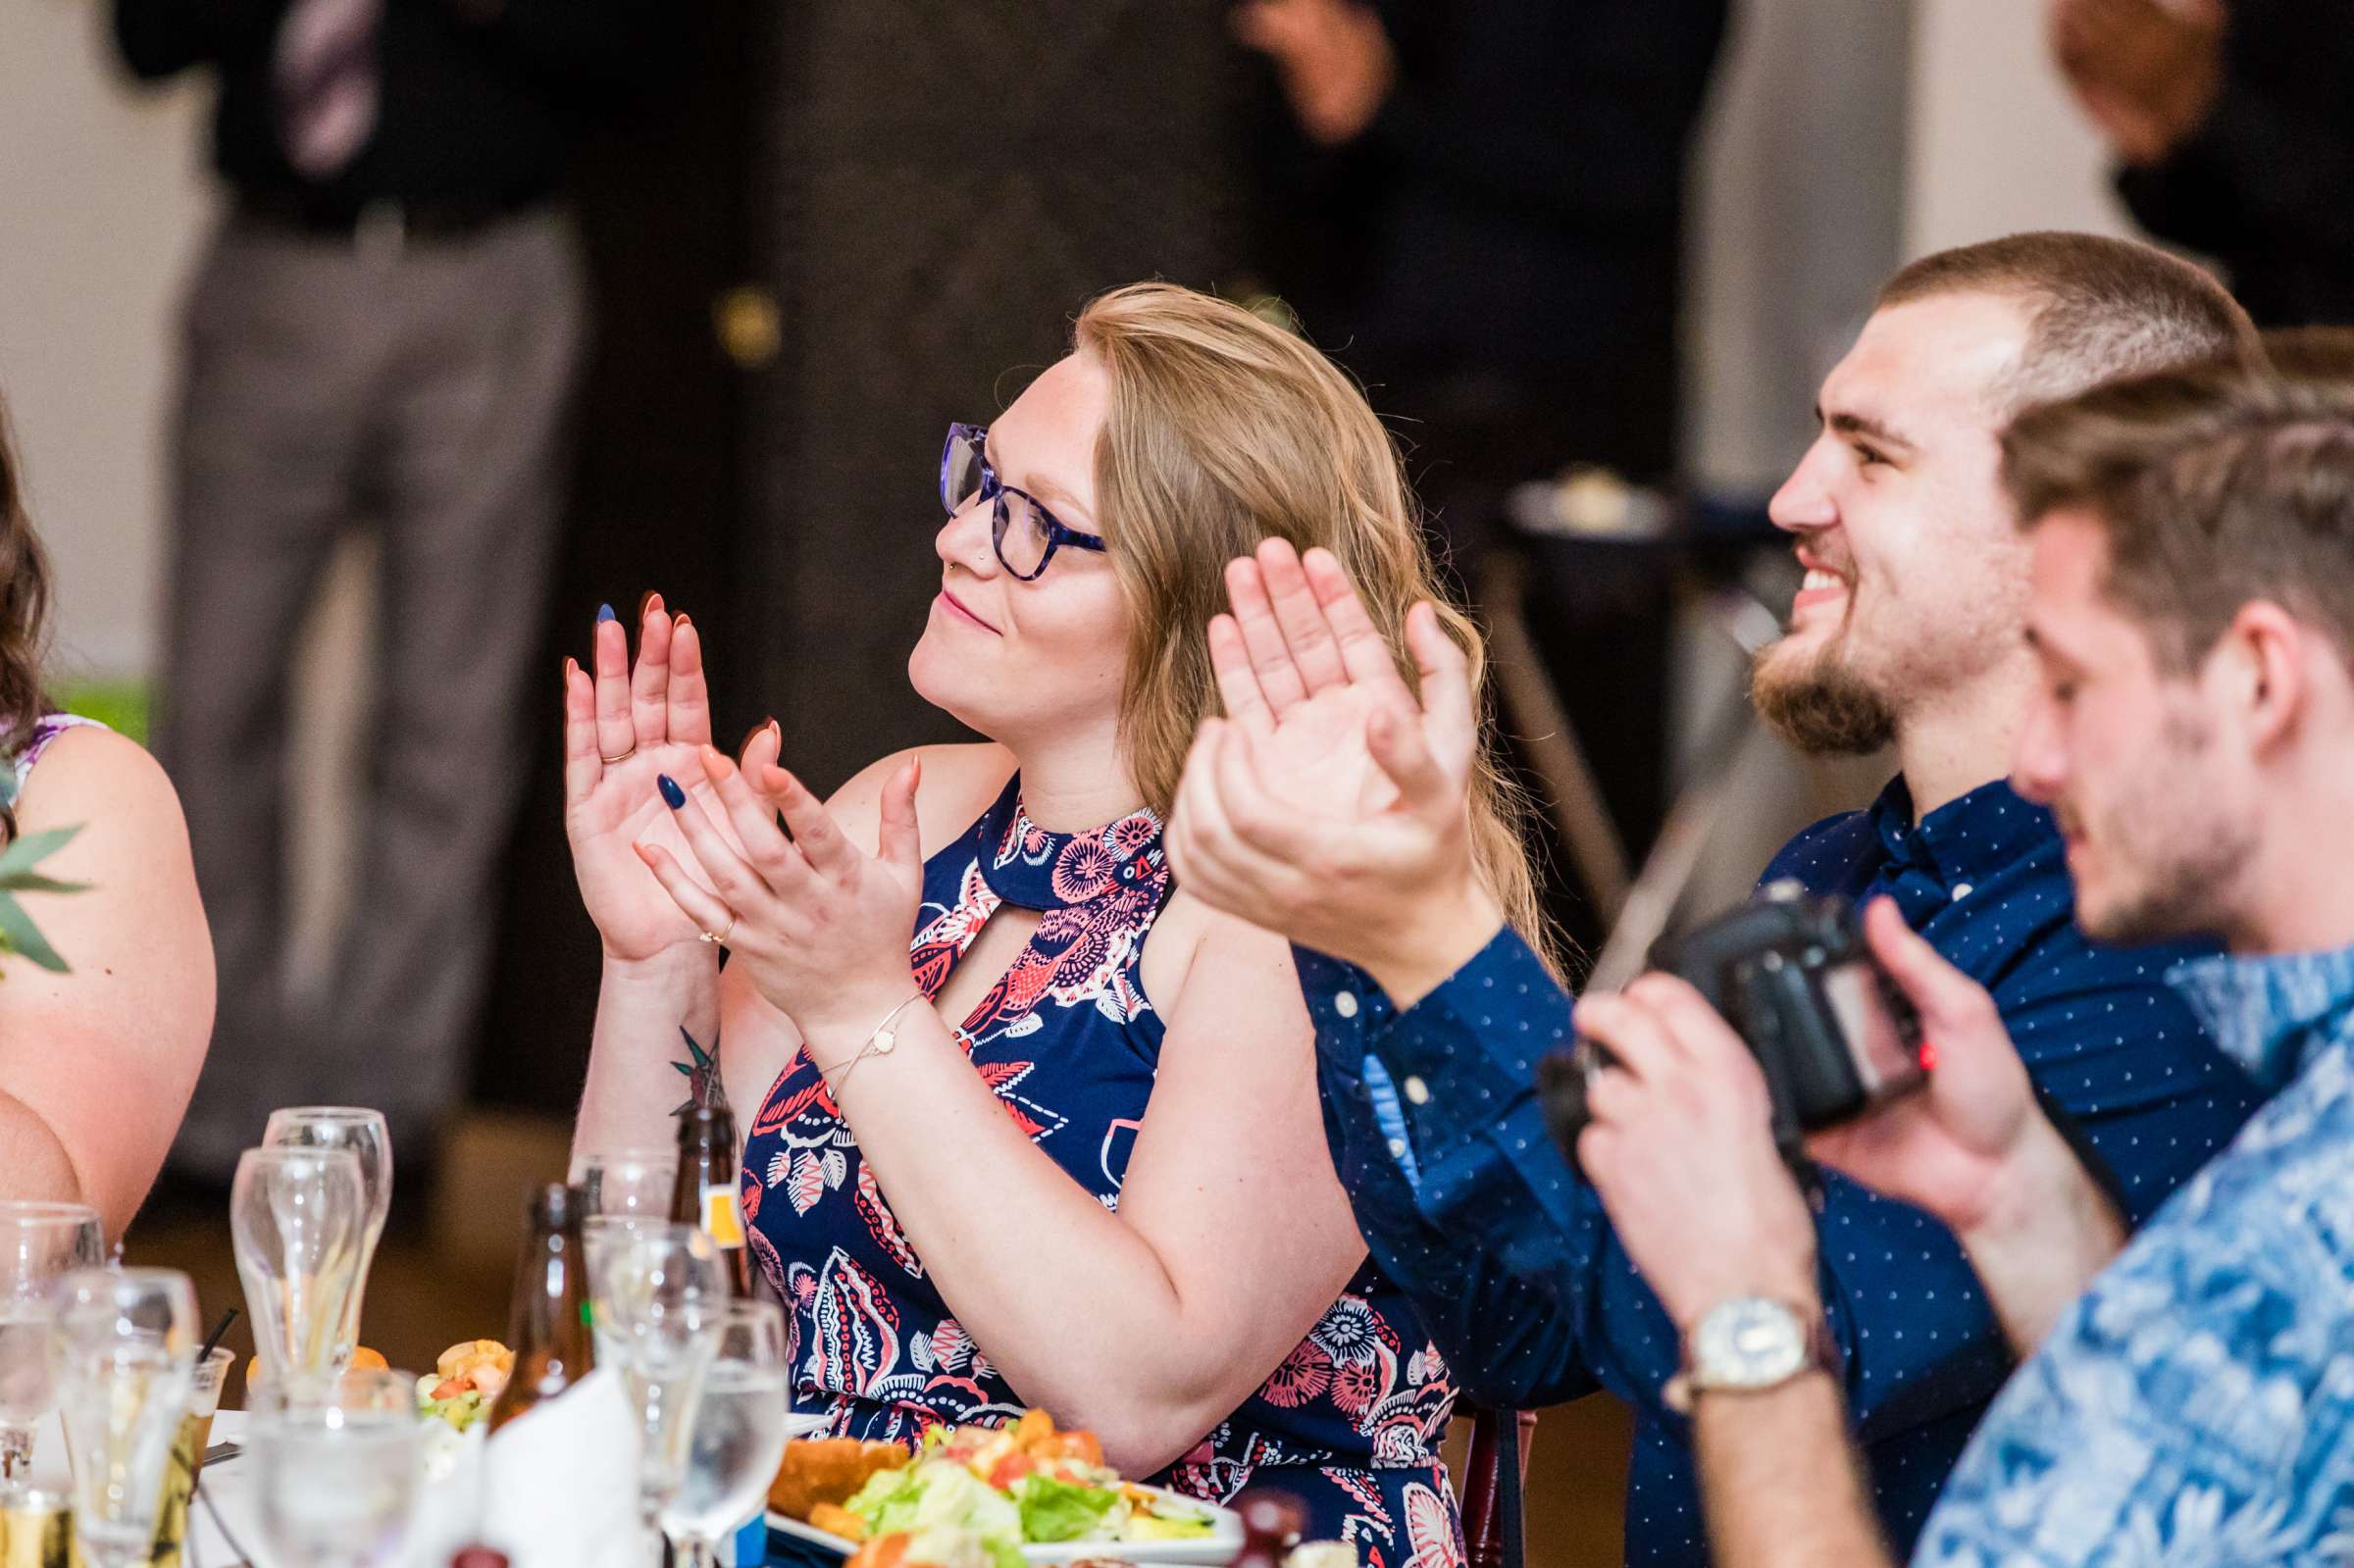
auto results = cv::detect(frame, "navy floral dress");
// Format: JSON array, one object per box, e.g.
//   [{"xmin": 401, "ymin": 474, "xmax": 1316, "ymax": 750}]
[{"xmin": 742, "ymin": 774, "xmax": 1464, "ymax": 1567}]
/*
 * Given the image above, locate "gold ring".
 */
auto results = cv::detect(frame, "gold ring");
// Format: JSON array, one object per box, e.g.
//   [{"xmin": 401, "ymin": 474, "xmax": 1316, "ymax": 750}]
[
  {"xmin": 600, "ymin": 741, "xmax": 637, "ymax": 765},
  {"xmin": 699, "ymin": 912, "xmax": 737, "ymax": 946}
]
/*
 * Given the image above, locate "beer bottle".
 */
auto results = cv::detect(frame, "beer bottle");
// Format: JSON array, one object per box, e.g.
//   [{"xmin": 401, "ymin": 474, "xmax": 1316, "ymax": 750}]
[
  {"xmin": 672, "ymin": 1105, "xmax": 756, "ymax": 1298},
  {"xmin": 486, "ymin": 1183, "xmax": 595, "ymax": 1432}
]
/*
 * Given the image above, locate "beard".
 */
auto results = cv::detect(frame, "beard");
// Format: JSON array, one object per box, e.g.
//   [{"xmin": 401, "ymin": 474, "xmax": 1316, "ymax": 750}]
[
  {"xmin": 2063, "ymin": 710, "xmax": 2254, "ymax": 945},
  {"xmin": 1748, "ymin": 634, "xmax": 1898, "ymax": 756}
]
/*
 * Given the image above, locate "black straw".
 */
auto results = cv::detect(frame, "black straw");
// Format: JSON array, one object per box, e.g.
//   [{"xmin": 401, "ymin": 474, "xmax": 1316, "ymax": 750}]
[{"xmin": 196, "ymin": 1306, "xmax": 238, "ymax": 1362}]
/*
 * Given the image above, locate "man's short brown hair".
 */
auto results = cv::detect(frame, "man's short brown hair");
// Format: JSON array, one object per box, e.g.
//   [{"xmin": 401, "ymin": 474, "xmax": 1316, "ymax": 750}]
[
  {"xmin": 2002, "ymin": 361, "xmax": 2354, "ymax": 672},
  {"xmin": 1878, "ymin": 231, "xmax": 2259, "ymax": 414}
]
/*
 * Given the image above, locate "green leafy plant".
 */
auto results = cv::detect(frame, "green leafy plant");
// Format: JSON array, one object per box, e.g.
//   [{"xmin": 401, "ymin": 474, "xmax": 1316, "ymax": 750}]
[{"xmin": 0, "ymin": 826, "xmax": 86, "ymax": 973}]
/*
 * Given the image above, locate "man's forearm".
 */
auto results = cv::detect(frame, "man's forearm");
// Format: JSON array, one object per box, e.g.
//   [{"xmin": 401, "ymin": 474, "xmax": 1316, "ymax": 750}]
[
  {"xmin": 1694, "ymin": 1373, "xmax": 1895, "ymax": 1568},
  {"xmin": 1956, "ymin": 1121, "xmax": 2125, "ymax": 1354}
]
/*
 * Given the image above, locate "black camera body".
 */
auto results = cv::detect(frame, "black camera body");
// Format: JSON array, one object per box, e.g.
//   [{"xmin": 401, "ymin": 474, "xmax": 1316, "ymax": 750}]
[{"xmin": 1540, "ymin": 882, "xmax": 1928, "ymax": 1168}]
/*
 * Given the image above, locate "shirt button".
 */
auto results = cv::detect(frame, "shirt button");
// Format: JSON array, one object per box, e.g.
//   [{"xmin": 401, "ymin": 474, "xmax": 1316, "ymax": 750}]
[
  {"xmin": 1404, "ymin": 1076, "xmax": 1431, "ymax": 1105},
  {"xmin": 1387, "ymin": 1138, "xmax": 1409, "ymax": 1160},
  {"xmin": 1334, "ymin": 990, "xmax": 1360, "ymax": 1019},
  {"xmin": 1951, "ymin": 882, "xmax": 1973, "ymax": 900}
]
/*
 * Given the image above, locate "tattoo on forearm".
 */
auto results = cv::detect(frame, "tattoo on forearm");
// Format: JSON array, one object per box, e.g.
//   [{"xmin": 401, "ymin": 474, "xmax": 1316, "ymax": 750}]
[{"xmin": 672, "ymin": 1026, "xmax": 727, "ymax": 1117}]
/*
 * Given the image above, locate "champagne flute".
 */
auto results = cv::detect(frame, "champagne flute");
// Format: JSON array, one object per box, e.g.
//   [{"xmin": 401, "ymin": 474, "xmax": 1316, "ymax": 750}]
[
  {"xmin": 52, "ymin": 1268, "xmax": 197, "ymax": 1568},
  {"xmin": 0, "ymin": 1201, "xmax": 103, "ymax": 1480},
  {"xmin": 231, "ymin": 1145, "xmax": 368, "ymax": 1384},
  {"xmin": 661, "ymin": 1299, "xmax": 791, "ymax": 1568},
  {"xmin": 248, "ymin": 1369, "xmax": 424, "ymax": 1568},
  {"xmin": 263, "ymin": 1108, "xmax": 392, "ymax": 1355},
  {"xmin": 571, "ymin": 1147, "xmax": 679, "ymax": 1221},
  {"xmin": 587, "ymin": 1222, "xmax": 724, "ymax": 1563}
]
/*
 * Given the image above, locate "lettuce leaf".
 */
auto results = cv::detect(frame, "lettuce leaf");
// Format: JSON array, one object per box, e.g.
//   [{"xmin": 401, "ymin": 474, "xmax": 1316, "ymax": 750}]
[
  {"xmin": 1012, "ymin": 1474, "xmax": 1120, "ymax": 1543},
  {"xmin": 850, "ymin": 1459, "xmax": 1022, "ymax": 1544}
]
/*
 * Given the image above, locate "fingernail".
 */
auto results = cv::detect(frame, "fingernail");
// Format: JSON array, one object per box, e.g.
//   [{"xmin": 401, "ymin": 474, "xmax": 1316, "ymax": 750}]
[
  {"xmin": 767, "ymin": 718, "xmax": 782, "ymax": 743},
  {"xmin": 597, "ymin": 603, "xmax": 617, "ymax": 624},
  {"xmin": 657, "ymin": 774, "xmax": 687, "ymax": 809}
]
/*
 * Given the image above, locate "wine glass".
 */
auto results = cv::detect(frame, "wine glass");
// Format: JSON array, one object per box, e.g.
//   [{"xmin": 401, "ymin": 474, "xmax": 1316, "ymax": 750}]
[
  {"xmin": 248, "ymin": 1369, "xmax": 424, "ymax": 1568},
  {"xmin": 571, "ymin": 1148, "xmax": 679, "ymax": 1221},
  {"xmin": 231, "ymin": 1145, "xmax": 368, "ymax": 1383},
  {"xmin": 263, "ymin": 1108, "xmax": 392, "ymax": 1355},
  {"xmin": 587, "ymin": 1222, "xmax": 725, "ymax": 1562},
  {"xmin": 0, "ymin": 1201, "xmax": 103, "ymax": 1480},
  {"xmin": 51, "ymin": 1268, "xmax": 198, "ymax": 1568},
  {"xmin": 661, "ymin": 1299, "xmax": 792, "ymax": 1568}
]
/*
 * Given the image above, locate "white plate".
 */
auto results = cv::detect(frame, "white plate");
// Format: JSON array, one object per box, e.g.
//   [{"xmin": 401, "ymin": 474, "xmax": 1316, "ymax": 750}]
[{"xmin": 767, "ymin": 1483, "xmax": 1243, "ymax": 1565}]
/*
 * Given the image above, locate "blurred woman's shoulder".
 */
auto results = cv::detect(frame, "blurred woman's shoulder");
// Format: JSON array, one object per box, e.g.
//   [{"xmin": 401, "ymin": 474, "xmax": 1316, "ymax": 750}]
[{"xmin": 13, "ymin": 718, "xmax": 190, "ymax": 841}]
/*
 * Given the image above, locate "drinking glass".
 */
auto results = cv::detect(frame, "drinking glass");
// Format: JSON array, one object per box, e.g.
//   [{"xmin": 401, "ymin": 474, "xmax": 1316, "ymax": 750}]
[
  {"xmin": 571, "ymin": 1148, "xmax": 679, "ymax": 1221},
  {"xmin": 51, "ymin": 1268, "xmax": 197, "ymax": 1568},
  {"xmin": 263, "ymin": 1108, "xmax": 392, "ymax": 1355},
  {"xmin": 587, "ymin": 1222, "xmax": 724, "ymax": 1561},
  {"xmin": 0, "ymin": 1201, "xmax": 103, "ymax": 1479},
  {"xmin": 231, "ymin": 1145, "xmax": 368, "ymax": 1383},
  {"xmin": 248, "ymin": 1369, "xmax": 424, "ymax": 1568},
  {"xmin": 661, "ymin": 1299, "xmax": 791, "ymax": 1568}
]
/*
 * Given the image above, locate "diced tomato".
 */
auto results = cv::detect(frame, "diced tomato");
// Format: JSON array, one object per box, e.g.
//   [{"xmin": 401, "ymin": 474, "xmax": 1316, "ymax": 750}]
[
  {"xmin": 431, "ymin": 1377, "xmax": 467, "ymax": 1402},
  {"xmin": 987, "ymin": 1452, "xmax": 1038, "ymax": 1491}
]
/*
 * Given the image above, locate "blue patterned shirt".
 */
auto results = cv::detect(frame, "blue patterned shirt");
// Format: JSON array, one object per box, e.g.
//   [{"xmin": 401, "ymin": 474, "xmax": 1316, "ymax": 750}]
[
  {"xmin": 1301, "ymin": 777, "xmax": 2260, "ymax": 1566},
  {"xmin": 1917, "ymin": 941, "xmax": 2354, "ymax": 1567}
]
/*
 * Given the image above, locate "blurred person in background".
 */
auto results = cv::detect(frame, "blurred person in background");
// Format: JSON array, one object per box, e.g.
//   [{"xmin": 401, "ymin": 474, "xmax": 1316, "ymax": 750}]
[
  {"xmin": 1163, "ymin": 233, "xmax": 2264, "ymax": 1567},
  {"xmin": 2054, "ymin": 0, "xmax": 2354, "ymax": 326},
  {"xmin": 112, "ymin": 0, "xmax": 670, "ymax": 1187},
  {"xmin": 563, "ymin": 284, "xmax": 1553, "ymax": 1558},
  {"xmin": 0, "ymin": 397, "xmax": 213, "ymax": 1239},
  {"xmin": 1236, "ymin": 0, "xmax": 1731, "ymax": 900},
  {"xmin": 1573, "ymin": 355, "xmax": 2354, "ymax": 1567}
]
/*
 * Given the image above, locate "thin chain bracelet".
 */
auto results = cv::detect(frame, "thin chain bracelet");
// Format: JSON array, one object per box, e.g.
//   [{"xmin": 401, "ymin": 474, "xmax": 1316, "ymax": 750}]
[{"xmin": 817, "ymin": 990, "xmax": 927, "ymax": 1094}]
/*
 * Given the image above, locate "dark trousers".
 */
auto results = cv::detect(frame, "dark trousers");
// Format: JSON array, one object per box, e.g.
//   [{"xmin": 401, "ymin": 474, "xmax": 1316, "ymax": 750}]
[{"xmin": 155, "ymin": 205, "xmax": 587, "ymax": 1175}]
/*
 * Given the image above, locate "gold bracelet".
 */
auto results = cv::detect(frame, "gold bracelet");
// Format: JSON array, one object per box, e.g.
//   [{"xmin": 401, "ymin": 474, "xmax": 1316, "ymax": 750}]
[{"xmin": 817, "ymin": 990, "xmax": 926, "ymax": 1094}]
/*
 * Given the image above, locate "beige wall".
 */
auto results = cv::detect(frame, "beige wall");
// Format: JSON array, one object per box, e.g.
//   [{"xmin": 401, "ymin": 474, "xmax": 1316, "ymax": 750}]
[
  {"xmin": 1906, "ymin": 0, "xmax": 2134, "ymax": 258},
  {"xmin": 0, "ymin": 0, "xmax": 216, "ymax": 682}
]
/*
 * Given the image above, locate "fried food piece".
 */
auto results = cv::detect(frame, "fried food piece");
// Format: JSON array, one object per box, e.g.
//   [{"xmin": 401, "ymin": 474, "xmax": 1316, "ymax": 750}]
[
  {"xmin": 768, "ymin": 1438, "xmax": 911, "ymax": 1521},
  {"xmin": 807, "ymin": 1503, "xmax": 870, "ymax": 1543}
]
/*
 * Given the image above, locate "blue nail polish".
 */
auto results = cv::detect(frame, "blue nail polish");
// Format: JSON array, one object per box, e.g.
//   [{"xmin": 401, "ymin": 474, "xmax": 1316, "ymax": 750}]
[
  {"xmin": 657, "ymin": 775, "xmax": 686, "ymax": 809},
  {"xmin": 597, "ymin": 603, "xmax": 617, "ymax": 624}
]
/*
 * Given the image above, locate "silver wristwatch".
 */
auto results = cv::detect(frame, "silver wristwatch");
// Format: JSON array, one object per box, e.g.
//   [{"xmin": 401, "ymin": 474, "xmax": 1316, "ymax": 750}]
[{"xmin": 1662, "ymin": 1296, "xmax": 1836, "ymax": 1413}]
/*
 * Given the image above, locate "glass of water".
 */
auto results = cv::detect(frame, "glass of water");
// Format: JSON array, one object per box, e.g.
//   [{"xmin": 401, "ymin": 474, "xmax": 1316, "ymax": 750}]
[
  {"xmin": 52, "ymin": 1268, "xmax": 198, "ymax": 1568},
  {"xmin": 263, "ymin": 1108, "xmax": 392, "ymax": 1356},
  {"xmin": 571, "ymin": 1148, "xmax": 679, "ymax": 1221},
  {"xmin": 0, "ymin": 1201, "xmax": 104, "ymax": 1479},
  {"xmin": 587, "ymin": 1222, "xmax": 724, "ymax": 1563},
  {"xmin": 662, "ymin": 1299, "xmax": 791, "ymax": 1568},
  {"xmin": 248, "ymin": 1368, "xmax": 424, "ymax": 1568},
  {"xmin": 232, "ymin": 1144, "xmax": 368, "ymax": 1383}
]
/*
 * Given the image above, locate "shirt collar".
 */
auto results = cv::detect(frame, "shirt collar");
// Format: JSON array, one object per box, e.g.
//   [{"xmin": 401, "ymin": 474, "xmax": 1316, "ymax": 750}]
[
  {"xmin": 2166, "ymin": 942, "xmax": 2354, "ymax": 1091},
  {"xmin": 1866, "ymin": 775, "xmax": 2054, "ymax": 887}
]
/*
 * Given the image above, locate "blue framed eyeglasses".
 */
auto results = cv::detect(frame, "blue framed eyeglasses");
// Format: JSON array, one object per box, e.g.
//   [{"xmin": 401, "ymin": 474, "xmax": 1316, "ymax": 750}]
[{"xmin": 940, "ymin": 423, "xmax": 1105, "ymax": 582}]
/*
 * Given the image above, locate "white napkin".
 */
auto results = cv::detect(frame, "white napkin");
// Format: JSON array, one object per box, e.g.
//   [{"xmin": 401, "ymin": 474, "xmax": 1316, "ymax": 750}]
[{"xmin": 481, "ymin": 1368, "xmax": 642, "ymax": 1568}]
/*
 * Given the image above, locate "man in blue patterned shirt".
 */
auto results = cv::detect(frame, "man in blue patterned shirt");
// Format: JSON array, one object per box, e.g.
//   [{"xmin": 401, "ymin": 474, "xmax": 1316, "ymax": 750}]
[
  {"xmin": 1562, "ymin": 357, "xmax": 2354, "ymax": 1564},
  {"xmin": 1163, "ymin": 233, "xmax": 2263, "ymax": 1565}
]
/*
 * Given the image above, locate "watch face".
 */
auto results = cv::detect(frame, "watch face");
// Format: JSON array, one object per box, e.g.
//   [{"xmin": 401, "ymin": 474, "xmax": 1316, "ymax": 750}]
[{"xmin": 1692, "ymin": 1297, "xmax": 1809, "ymax": 1390}]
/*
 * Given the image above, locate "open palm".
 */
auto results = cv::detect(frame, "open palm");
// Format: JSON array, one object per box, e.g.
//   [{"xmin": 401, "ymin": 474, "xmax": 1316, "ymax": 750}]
[{"xmin": 562, "ymin": 599, "xmax": 759, "ymax": 962}]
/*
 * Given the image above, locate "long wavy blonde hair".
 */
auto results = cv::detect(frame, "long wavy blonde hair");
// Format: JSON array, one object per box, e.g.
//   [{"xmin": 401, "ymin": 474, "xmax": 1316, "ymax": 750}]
[{"xmin": 1073, "ymin": 282, "xmax": 1553, "ymax": 964}]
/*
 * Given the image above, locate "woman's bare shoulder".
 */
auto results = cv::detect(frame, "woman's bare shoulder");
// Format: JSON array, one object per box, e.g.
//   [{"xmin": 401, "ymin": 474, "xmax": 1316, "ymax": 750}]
[
  {"xmin": 1142, "ymin": 885, "xmax": 1303, "ymax": 1023},
  {"xmin": 826, "ymin": 741, "xmax": 1015, "ymax": 858},
  {"xmin": 16, "ymin": 726, "xmax": 188, "ymax": 842}
]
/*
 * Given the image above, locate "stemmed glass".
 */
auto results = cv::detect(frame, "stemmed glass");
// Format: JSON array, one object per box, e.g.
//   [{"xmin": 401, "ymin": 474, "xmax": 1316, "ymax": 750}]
[
  {"xmin": 231, "ymin": 1145, "xmax": 368, "ymax": 1383},
  {"xmin": 587, "ymin": 1222, "xmax": 725, "ymax": 1563},
  {"xmin": 263, "ymin": 1108, "xmax": 392, "ymax": 1355},
  {"xmin": 0, "ymin": 1201, "xmax": 104, "ymax": 1480},
  {"xmin": 662, "ymin": 1299, "xmax": 792, "ymax": 1568},
  {"xmin": 571, "ymin": 1148, "xmax": 679, "ymax": 1222},
  {"xmin": 248, "ymin": 1368, "xmax": 425, "ymax": 1568},
  {"xmin": 51, "ymin": 1268, "xmax": 198, "ymax": 1568}
]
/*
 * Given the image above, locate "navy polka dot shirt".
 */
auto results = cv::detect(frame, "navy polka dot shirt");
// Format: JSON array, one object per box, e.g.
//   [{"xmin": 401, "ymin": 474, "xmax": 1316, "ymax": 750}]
[{"xmin": 1296, "ymin": 776, "xmax": 2261, "ymax": 1567}]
